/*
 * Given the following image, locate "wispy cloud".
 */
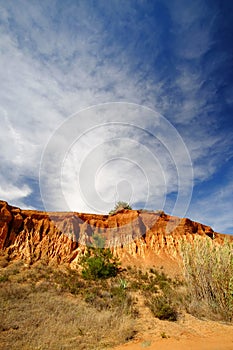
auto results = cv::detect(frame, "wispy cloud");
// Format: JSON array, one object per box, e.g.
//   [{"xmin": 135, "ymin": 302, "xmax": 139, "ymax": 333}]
[
  {"xmin": 0, "ymin": 1, "xmax": 232, "ymax": 233},
  {"xmin": 187, "ymin": 176, "xmax": 233, "ymax": 234}
]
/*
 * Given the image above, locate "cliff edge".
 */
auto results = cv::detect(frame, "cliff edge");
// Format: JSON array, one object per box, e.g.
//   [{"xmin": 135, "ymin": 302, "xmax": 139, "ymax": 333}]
[{"xmin": 0, "ymin": 200, "xmax": 226, "ymax": 273}]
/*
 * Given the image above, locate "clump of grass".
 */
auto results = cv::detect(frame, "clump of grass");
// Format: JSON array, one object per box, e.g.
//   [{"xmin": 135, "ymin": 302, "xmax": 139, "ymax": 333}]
[
  {"xmin": 145, "ymin": 295, "xmax": 178, "ymax": 321},
  {"xmin": 141, "ymin": 340, "xmax": 152, "ymax": 347},
  {"xmin": 52, "ymin": 268, "xmax": 86, "ymax": 294},
  {"xmin": 180, "ymin": 237, "xmax": 233, "ymax": 322},
  {"xmin": 161, "ymin": 331, "xmax": 169, "ymax": 338},
  {"xmin": 81, "ymin": 279, "xmax": 137, "ymax": 317},
  {"xmin": 0, "ymin": 274, "xmax": 9, "ymax": 282}
]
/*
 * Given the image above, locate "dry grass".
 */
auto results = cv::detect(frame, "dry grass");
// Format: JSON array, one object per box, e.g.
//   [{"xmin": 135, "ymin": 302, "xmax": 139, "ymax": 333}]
[
  {"xmin": 0, "ymin": 259, "xmax": 184, "ymax": 350},
  {"xmin": 122, "ymin": 267, "xmax": 184, "ymax": 321},
  {"xmin": 180, "ymin": 237, "xmax": 233, "ymax": 322},
  {"xmin": 0, "ymin": 261, "xmax": 136, "ymax": 350},
  {"xmin": 2, "ymin": 238, "xmax": 231, "ymax": 350}
]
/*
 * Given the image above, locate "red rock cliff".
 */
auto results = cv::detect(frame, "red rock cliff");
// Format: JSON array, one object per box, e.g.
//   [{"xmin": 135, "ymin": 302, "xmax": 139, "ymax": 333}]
[{"xmin": 0, "ymin": 200, "xmax": 226, "ymax": 272}]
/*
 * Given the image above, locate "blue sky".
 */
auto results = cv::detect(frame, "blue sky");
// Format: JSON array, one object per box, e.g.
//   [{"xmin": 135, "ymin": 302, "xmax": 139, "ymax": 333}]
[{"xmin": 0, "ymin": 0, "xmax": 232, "ymax": 234}]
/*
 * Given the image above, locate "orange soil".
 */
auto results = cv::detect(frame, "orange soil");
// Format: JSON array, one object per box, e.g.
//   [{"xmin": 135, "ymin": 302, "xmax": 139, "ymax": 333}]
[{"xmin": 113, "ymin": 313, "xmax": 233, "ymax": 350}]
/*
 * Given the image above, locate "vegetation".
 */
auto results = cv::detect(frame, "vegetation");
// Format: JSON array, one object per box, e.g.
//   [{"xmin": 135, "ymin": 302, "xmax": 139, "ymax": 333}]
[
  {"xmin": 146, "ymin": 295, "xmax": 178, "ymax": 321},
  {"xmin": 80, "ymin": 247, "xmax": 120, "ymax": 280},
  {"xmin": 1, "ymin": 235, "xmax": 232, "ymax": 349},
  {"xmin": 128, "ymin": 267, "xmax": 180, "ymax": 321},
  {"xmin": 109, "ymin": 201, "xmax": 132, "ymax": 215},
  {"xmin": 0, "ymin": 260, "xmax": 135, "ymax": 350},
  {"xmin": 180, "ymin": 237, "xmax": 233, "ymax": 322},
  {"xmin": 79, "ymin": 234, "xmax": 120, "ymax": 280}
]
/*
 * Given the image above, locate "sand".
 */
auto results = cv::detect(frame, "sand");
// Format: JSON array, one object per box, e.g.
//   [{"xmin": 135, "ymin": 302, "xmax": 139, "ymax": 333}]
[{"xmin": 113, "ymin": 313, "xmax": 233, "ymax": 350}]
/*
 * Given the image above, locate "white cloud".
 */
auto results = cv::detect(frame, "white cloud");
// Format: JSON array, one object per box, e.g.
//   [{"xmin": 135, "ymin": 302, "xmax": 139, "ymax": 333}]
[
  {"xmin": 187, "ymin": 180, "xmax": 233, "ymax": 234},
  {"xmin": 0, "ymin": 183, "xmax": 31, "ymax": 202},
  {"xmin": 38, "ymin": 104, "xmax": 193, "ymax": 219},
  {"xmin": 0, "ymin": 1, "xmax": 232, "ymax": 235}
]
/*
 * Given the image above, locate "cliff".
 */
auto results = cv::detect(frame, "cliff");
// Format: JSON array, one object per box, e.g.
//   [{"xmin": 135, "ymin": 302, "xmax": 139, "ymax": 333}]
[{"xmin": 0, "ymin": 200, "xmax": 226, "ymax": 273}]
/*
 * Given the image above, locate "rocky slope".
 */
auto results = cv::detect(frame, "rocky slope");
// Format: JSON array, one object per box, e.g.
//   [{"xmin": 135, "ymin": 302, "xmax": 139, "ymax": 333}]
[{"xmin": 0, "ymin": 200, "xmax": 226, "ymax": 272}]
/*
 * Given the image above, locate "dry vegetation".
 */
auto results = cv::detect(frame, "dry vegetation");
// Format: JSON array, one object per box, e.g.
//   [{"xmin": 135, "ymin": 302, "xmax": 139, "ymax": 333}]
[
  {"xmin": 0, "ymin": 256, "xmax": 183, "ymax": 350},
  {"xmin": 0, "ymin": 236, "xmax": 232, "ymax": 349},
  {"xmin": 0, "ymin": 259, "xmax": 135, "ymax": 350},
  {"xmin": 180, "ymin": 237, "xmax": 233, "ymax": 322}
]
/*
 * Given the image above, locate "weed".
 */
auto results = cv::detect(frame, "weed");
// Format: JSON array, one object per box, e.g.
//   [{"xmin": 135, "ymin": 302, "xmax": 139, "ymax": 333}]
[
  {"xmin": 161, "ymin": 332, "xmax": 169, "ymax": 338},
  {"xmin": 141, "ymin": 340, "xmax": 152, "ymax": 347},
  {"xmin": 119, "ymin": 278, "xmax": 128, "ymax": 289},
  {"xmin": 0, "ymin": 274, "xmax": 9, "ymax": 282}
]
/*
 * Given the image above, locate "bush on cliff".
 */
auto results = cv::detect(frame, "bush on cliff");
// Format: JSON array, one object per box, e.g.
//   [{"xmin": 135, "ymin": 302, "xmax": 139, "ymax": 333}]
[
  {"xmin": 80, "ymin": 234, "xmax": 120, "ymax": 280},
  {"xmin": 109, "ymin": 201, "xmax": 132, "ymax": 215}
]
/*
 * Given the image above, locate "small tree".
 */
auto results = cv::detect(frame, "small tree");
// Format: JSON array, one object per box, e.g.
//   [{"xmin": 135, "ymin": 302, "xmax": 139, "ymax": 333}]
[
  {"xmin": 80, "ymin": 234, "xmax": 120, "ymax": 280},
  {"xmin": 109, "ymin": 201, "xmax": 132, "ymax": 215}
]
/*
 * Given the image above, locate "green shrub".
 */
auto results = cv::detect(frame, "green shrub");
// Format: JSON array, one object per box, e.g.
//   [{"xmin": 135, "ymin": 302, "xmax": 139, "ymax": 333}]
[
  {"xmin": 180, "ymin": 237, "xmax": 233, "ymax": 322},
  {"xmin": 80, "ymin": 234, "xmax": 120, "ymax": 280},
  {"xmin": 81, "ymin": 250, "xmax": 119, "ymax": 280},
  {"xmin": 146, "ymin": 295, "xmax": 178, "ymax": 321},
  {"xmin": 109, "ymin": 201, "xmax": 132, "ymax": 215}
]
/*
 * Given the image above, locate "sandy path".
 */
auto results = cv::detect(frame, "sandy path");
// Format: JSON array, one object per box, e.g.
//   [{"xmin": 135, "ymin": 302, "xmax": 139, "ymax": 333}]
[
  {"xmin": 114, "ymin": 335, "xmax": 233, "ymax": 350},
  {"xmin": 113, "ymin": 313, "xmax": 233, "ymax": 350}
]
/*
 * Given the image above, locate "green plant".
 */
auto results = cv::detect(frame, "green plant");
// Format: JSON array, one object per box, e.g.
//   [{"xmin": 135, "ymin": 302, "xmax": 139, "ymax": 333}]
[
  {"xmin": 180, "ymin": 237, "xmax": 233, "ymax": 321},
  {"xmin": 146, "ymin": 295, "xmax": 178, "ymax": 321},
  {"xmin": 109, "ymin": 201, "xmax": 132, "ymax": 215},
  {"xmin": 80, "ymin": 234, "xmax": 120, "ymax": 280},
  {"xmin": 119, "ymin": 278, "xmax": 128, "ymax": 289},
  {"xmin": 80, "ymin": 248, "xmax": 120, "ymax": 280}
]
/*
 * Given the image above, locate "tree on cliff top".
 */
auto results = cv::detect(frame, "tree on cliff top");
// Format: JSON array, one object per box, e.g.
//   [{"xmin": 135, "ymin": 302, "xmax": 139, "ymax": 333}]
[{"xmin": 109, "ymin": 201, "xmax": 132, "ymax": 215}]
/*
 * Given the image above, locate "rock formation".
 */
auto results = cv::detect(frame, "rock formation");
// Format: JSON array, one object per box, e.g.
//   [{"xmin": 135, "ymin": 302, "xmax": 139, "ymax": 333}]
[{"xmin": 0, "ymin": 200, "xmax": 227, "ymax": 273}]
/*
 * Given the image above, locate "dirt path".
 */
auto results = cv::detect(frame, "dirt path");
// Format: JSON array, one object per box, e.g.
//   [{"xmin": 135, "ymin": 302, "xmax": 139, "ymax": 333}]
[
  {"xmin": 113, "ymin": 335, "xmax": 233, "ymax": 350},
  {"xmin": 113, "ymin": 313, "xmax": 233, "ymax": 350}
]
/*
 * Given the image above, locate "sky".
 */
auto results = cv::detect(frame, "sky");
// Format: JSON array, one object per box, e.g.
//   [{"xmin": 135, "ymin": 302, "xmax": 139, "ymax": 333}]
[{"xmin": 0, "ymin": 0, "xmax": 233, "ymax": 234}]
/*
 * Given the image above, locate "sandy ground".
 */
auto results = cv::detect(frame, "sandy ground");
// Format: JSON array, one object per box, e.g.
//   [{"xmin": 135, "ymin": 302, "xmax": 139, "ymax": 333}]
[
  {"xmin": 114, "ymin": 336, "xmax": 233, "ymax": 350},
  {"xmin": 113, "ymin": 313, "xmax": 233, "ymax": 350}
]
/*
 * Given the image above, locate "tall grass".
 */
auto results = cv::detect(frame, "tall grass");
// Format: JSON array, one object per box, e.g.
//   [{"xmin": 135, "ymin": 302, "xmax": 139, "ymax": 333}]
[{"xmin": 180, "ymin": 237, "xmax": 233, "ymax": 321}]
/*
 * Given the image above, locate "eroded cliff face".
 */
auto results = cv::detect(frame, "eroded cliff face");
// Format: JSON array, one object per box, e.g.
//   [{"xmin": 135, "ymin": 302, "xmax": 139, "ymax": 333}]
[{"xmin": 0, "ymin": 200, "xmax": 225, "ymax": 271}]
